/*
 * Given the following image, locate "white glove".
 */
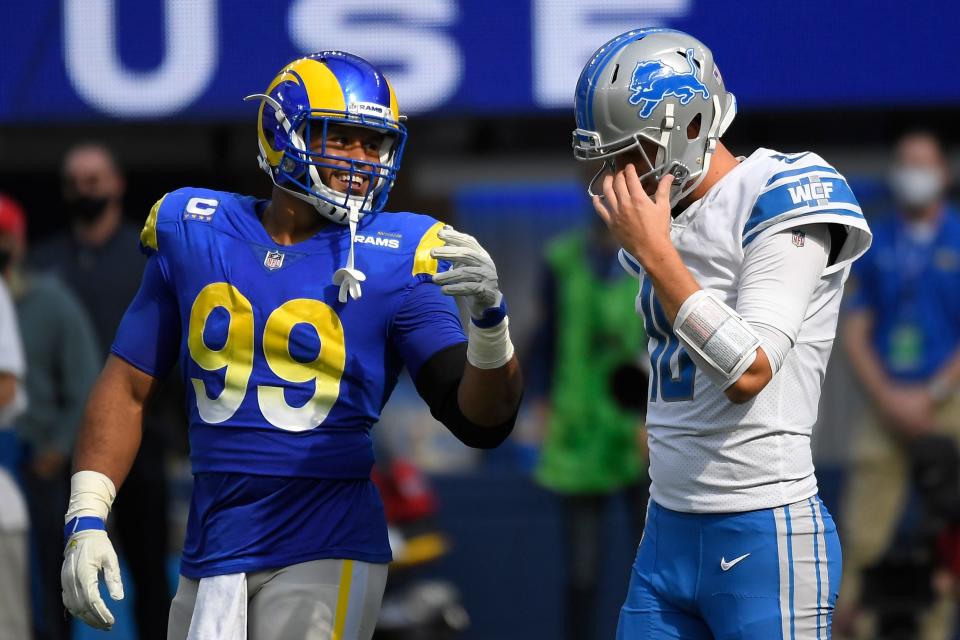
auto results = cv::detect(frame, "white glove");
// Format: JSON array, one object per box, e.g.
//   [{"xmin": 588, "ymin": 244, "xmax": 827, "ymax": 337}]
[
  {"xmin": 61, "ymin": 470, "xmax": 124, "ymax": 630},
  {"xmin": 430, "ymin": 226, "xmax": 505, "ymax": 324},
  {"xmin": 430, "ymin": 226, "xmax": 514, "ymax": 369},
  {"xmin": 62, "ymin": 528, "xmax": 124, "ymax": 629}
]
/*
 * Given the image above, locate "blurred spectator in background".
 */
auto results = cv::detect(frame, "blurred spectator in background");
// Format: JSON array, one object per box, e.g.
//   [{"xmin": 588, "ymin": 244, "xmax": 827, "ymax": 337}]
[
  {"xmin": 30, "ymin": 142, "xmax": 172, "ymax": 639},
  {"xmin": 839, "ymin": 130, "xmax": 960, "ymax": 640},
  {"xmin": 0, "ymin": 270, "xmax": 30, "ymax": 639},
  {"xmin": 0, "ymin": 193, "xmax": 100, "ymax": 640},
  {"xmin": 532, "ymin": 217, "xmax": 649, "ymax": 640}
]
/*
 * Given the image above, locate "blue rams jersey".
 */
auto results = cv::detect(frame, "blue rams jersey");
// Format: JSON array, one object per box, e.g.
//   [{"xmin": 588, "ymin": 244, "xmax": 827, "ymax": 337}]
[{"xmin": 112, "ymin": 187, "xmax": 466, "ymax": 577}]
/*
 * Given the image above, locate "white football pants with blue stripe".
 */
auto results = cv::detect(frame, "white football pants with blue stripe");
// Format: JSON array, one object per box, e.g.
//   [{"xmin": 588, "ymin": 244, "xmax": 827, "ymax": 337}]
[{"xmin": 617, "ymin": 496, "xmax": 841, "ymax": 639}]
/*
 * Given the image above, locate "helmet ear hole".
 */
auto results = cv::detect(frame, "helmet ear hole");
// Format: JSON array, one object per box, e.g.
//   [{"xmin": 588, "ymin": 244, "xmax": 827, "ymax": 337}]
[
  {"xmin": 611, "ymin": 64, "xmax": 620, "ymax": 84},
  {"xmin": 281, "ymin": 156, "xmax": 306, "ymax": 180},
  {"xmin": 687, "ymin": 113, "xmax": 702, "ymax": 140}
]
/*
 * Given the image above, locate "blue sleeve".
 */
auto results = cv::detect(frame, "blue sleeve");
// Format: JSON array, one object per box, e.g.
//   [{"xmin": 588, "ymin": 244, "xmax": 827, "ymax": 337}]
[
  {"xmin": 390, "ymin": 280, "xmax": 467, "ymax": 382},
  {"xmin": 111, "ymin": 254, "xmax": 181, "ymax": 378}
]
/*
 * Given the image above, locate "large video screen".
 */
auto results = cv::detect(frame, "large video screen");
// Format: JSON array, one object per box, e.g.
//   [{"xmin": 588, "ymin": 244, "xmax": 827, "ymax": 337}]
[{"xmin": 1, "ymin": 0, "xmax": 954, "ymax": 122}]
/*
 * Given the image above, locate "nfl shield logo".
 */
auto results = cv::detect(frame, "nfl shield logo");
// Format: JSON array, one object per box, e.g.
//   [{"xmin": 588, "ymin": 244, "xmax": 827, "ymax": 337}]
[
  {"xmin": 792, "ymin": 230, "xmax": 806, "ymax": 247},
  {"xmin": 264, "ymin": 250, "xmax": 285, "ymax": 270}
]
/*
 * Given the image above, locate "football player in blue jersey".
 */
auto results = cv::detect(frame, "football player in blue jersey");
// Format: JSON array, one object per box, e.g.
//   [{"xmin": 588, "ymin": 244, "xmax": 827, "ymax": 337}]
[{"xmin": 60, "ymin": 51, "xmax": 522, "ymax": 639}]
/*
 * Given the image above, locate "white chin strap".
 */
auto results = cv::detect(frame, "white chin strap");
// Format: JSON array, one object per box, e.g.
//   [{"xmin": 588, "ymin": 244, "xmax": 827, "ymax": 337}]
[
  {"xmin": 288, "ymin": 116, "xmax": 369, "ymax": 302},
  {"xmin": 332, "ymin": 202, "xmax": 366, "ymax": 303},
  {"xmin": 246, "ymin": 92, "xmax": 373, "ymax": 303}
]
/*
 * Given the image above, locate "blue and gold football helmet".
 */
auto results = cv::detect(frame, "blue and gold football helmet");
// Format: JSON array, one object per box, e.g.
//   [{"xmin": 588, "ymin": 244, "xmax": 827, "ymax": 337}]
[
  {"xmin": 245, "ymin": 52, "xmax": 407, "ymax": 302},
  {"xmin": 245, "ymin": 51, "xmax": 407, "ymax": 225}
]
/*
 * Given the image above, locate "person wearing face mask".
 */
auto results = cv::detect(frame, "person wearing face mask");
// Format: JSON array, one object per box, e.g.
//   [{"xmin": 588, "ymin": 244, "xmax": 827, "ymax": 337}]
[
  {"xmin": 838, "ymin": 130, "xmax": 960, "ymax": 640},
  {"xmin": 0, "ymin": 194, "xmax": 100, "ymax": 640},
  {"xmin": 30, "ymin": 143, "xmax": 177, "ymax": 640},
  {"xmin": 32, "ymin": 143, "xmax": 142, "ymax": 347}
]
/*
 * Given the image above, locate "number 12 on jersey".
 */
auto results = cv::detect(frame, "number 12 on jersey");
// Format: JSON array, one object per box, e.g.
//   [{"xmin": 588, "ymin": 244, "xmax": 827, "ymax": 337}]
[{"xmin": 638, "ymin": 277, "xmax": 696, "ymax": 402}]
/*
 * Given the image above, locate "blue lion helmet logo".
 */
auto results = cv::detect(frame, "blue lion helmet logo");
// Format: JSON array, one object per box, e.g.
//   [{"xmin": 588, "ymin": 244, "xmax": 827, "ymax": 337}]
[{"xmin": 628, "ymin": 48, "xmax": 710, "ymax": 119}]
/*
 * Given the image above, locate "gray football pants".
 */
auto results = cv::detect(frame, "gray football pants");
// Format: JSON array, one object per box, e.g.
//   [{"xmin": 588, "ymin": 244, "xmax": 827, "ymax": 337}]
[{"xmin": 168, "ymin": 558, "xmax": 388, "ymax": 640}]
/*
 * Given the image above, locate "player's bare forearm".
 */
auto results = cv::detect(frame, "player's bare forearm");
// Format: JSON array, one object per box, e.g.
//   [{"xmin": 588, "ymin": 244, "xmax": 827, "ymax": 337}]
[
  {"xmin": 73, "ymin": 355, "xmax": 160, "ymax": 488},
  {"xmin": 594, "ymin": 165, "xmax": 774, "ymax": 402},
  {"xmin": 458, "ymin": 355, "xmax": 523, "ymax": 426},
  {"xmin": 645, "ymin": 243, "xmax": 774, "ymax": 403},
  {"xmin": 643, "ymin": 242, "xmax": 776, "ymax": 402},
  {"xmin": 638, "ymin": 243, "xmax": 701, "ymax": 323},
  {"xmin": 724, "ymin": 348, "xmax": 773, "ymax": 403}
]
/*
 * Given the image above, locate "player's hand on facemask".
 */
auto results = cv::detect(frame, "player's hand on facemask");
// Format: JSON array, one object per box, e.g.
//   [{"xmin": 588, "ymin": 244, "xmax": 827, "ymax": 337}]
[
  {"xmin": 62, "ymin": 526, "xmax": 124, "ymax": 630},
  {"xmin": 594, "ymin": 165, "xmax": 674, "ymax": 263},
  {"xmin": 430, "ymin": 226, "xmax": 506, "ymax": 325}
]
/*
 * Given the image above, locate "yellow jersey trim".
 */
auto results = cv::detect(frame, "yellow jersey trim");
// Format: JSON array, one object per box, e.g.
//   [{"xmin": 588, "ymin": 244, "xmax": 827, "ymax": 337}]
[
  {"xmin": 411, "ymin": 221, "xmax": 446, "ymax": 276},
  {"xmin": 140, "ymin": 194, "xmax": 166, "ymax": 252}
]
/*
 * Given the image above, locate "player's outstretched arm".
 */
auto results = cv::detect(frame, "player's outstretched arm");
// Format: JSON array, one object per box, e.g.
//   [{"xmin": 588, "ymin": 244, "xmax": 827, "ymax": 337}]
[
  {"xmin": 428, "ymin": 227, "xmax": 523, "ymax": 432},
  {"xmin": 62, "ymin": 355, "xmax": 161, "ymax": 630}
]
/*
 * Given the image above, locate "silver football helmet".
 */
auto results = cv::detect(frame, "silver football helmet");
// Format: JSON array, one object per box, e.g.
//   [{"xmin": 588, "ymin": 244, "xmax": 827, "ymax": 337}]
[{"xmin": 572, "ymin": 29, "xmax": 736, "ymax": 206}]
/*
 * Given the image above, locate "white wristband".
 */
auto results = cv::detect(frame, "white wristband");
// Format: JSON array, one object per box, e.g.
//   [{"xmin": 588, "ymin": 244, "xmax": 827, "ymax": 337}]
[
  {"xmin": 466, "ymin": 316, "xmax": 515, "ymax": 370},
  {"xmin": 65, "ymin": 470, "xmax": 117, "ymax": 523}
]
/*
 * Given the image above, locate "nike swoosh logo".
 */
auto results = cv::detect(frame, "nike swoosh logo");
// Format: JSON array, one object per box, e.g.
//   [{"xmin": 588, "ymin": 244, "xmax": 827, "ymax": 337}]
[{"xmin": 720, "ymin": 553, "xmax": 751, "ymax": 571}]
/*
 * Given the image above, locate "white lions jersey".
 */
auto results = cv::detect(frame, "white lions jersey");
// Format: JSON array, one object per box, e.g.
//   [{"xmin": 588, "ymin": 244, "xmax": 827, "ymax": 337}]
[{"xmin": 620, "ymin": 148, "xmax": 872, "ymax": 513}]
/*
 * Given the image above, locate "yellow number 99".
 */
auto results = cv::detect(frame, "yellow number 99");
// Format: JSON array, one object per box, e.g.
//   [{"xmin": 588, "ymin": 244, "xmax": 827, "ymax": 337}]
[
  {"xmin": 188, "ymin": 283, "xmax": 255, "ymax": 424},
  {"xmin": 259, "ymin": 299, "xmax": 346, "ymax": 432},
  {"xmin": 187, "ymin": 285, "xmax": 346, "ymax": 431}
]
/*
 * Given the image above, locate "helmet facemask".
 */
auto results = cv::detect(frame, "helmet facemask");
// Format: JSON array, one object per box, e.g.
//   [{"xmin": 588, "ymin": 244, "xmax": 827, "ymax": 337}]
[
  {"xmin": 248, "ymin": 92, "xmax": 407, "ymax": 225},
  {"xmin": 246, "ymin": 91, "xmax": 408, "ymax": 304},
  {"xmin": 247, "ymin": 51, "xmax": 407, "ymax": 303},
  {"xmin": 584, "ymin": 94, "xmax": 735, "ymax": 207}
]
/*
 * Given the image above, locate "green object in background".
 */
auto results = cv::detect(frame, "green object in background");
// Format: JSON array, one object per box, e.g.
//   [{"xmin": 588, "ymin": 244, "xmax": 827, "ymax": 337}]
[
  {"xmin": 535, "ymin": 232, "xmax": 646, "ymax": 494},
  {"xmin": 889, "ymin": 323, "xmax": 923, "ymax": 372}
]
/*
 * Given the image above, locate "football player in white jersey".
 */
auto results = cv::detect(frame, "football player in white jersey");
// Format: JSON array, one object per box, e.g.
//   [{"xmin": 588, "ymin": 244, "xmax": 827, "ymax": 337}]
[{"xmin": 573, "ymin": 29, "xmax": 872, "ymax": 638}]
